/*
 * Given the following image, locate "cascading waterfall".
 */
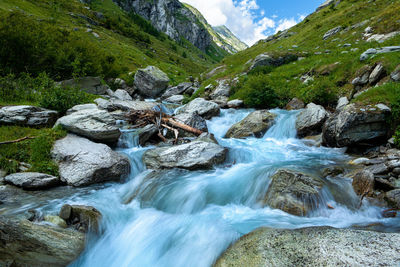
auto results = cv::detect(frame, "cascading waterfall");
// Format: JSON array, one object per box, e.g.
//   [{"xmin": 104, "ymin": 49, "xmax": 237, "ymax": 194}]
[{"xmin": 47, "ymin": 108, "xmax": 398, "ymax": 267}]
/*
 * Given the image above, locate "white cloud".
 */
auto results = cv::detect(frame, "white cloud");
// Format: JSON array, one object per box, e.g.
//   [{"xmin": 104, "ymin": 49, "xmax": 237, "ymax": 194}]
[{"xmin": 182, "ymin": 0, "xmax": 305, "ymax": 46}]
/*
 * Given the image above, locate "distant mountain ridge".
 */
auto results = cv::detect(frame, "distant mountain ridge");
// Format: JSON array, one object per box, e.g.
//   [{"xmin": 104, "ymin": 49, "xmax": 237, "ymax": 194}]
[{"xmin": 213, "ymin": 25, "xmax": 249, "ymax": 53}]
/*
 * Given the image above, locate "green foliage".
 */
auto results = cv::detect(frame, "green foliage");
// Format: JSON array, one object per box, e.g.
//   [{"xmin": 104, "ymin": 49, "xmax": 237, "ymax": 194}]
[
  {"xmin": 394, "ymin": 127, "xmax": 400, "ymax": 149},
  {"xmin": 0, "ymin": 126, "xmax": 66, "ymax": 176},
  {"xmin": 39, "ymin": 84, "xmax": 95, "ymax": 115},
  {"xmin": 300, "ymin": 79, "xmax": 338, "ymax": 107},
  {"xmin": 247, "ymin": 65, "xmax": 275, "ymax": 76},
  {"xmin": 232, "ymin": 75, "xmax": 281, "ymax": 109},
  {"xmin": 0, "ymin": 11, "xmax": 121, "ymax": 79}
]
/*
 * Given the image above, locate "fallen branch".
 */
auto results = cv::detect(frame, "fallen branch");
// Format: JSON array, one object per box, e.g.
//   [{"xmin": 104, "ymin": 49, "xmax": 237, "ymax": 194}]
[
  {"xmin": 0, "ymin": 136, "xmax": 36, "ymax": 145},
  {"xmin": 162, "ymin": 118, "xmax": 203, "ymax": 136}
]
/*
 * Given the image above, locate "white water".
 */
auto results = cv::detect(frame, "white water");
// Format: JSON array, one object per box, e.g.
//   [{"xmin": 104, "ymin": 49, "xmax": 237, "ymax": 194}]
[{"xmin": 43, "ymin": 108, "xmax": 398, "ymax": 267}]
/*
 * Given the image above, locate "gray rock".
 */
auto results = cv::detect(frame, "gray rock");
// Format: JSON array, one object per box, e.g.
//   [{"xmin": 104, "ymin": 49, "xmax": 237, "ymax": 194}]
[
  {"xmin": 0, "ymin": 105, "xmax": 58, "ymax": 127},
  {"xmin": 227, "ymin": 99, "xmax": 244, "ymax": 109},
  {"xmin": 0, "ymin": 216, "xmax": 85, "ymax": 267},
  {"xmin": 114, "ymin": 78, "xmax": 127, "ymax": 89},
  {"xmin": 296, "ymin": 103, "xmax": 328, "ymax": 138},
  {"xmin": 263, "ymin": 169, "xmax": 323, "ymax": 216},
  {"xmin": 210, "ymin": 80, "xmax": 230, "ymax": 100},
  {"xmin": 161, "ymin": 82, "xmax": 193, "ymax": 99},
  {"xmin": 225, "ymin": 110, "xmax": 276, "ymax": 139},
  {"xmin": 113, "ymin": 89, "xmax": 133, "ymax": 101},
  {"xmin": 44, "ymin": 215, "xmax": 68, "ymax": 228},
  {"xmin": 195, "ymin": 132, "xmax": 218, "ymax": 144},
  {"xmin": 352, "ymin": 170, "xmax": 375, "ymax": 197},
  {"xmin": 360, "ymin": 48, "xmax": 377, "ymax": 61},
  {"xmin": 176, "ymin": 98, "xmax": 220, "ymax": 119},
  {"xmin": 143, "ymin": 141, "xmax": 227, "ymax": 170},
  {"xmin": 249, "ymin": 53, "xmax": 297, "ymax": 71},
  {"xmin": 138, "ymin": 124, "xmax": 158, "ymax": 146},
  {"xmin": 164, "ymin": 95, "xmax": 184, "ymax": 104},
  {"xmin": 285, "ymin": 98, "xmax": 305, "ymax": 110},
  {"xmin": 59, "ymin": 76, "xmax": 109, "ymax": 95},
  {"xmin": 59, "ymin": 204, "xmax": 102, "ymax": 233},
  {"xmin": 66, "ymin": 104, "xmax": 98, "ymax": 115},
  {"xmin": 367, "ymin": 31, "xmax": 400, "ymax": 43},
  {"xmin": 316, "ymin": 0, "xmax": 334, "ymax": 11},
  {"xmin": 215, "ymin": 227, "xmax": 400, "ymax": 267},
  {"xmin": 96, "ymin": 99, "xmax": 157, "ymax": 112},
  {"xmin": 55, "ymin": 107, "xmax": 120, "ymax": 143},
  {"xmin": 322, "ymin": 104, "xmax": 390, "ymax": 147},
  {"xmin": 386, "ymin": 189, "xmax": 400, "ymax": 209},
  {"xmin": 360, "ymin": 46, "xmax": 400, "ymax": 61},
  {"xmin": 4, "ymin": 172, "xmax": 60, "ymax": 190},
  {"xmin": 323, "ymin": 26, "xmax": 343, "ymax": 40},
  {"xmin": 391, "ymin": 65, "xmax": 400, "ymax": 82},
  {"xmin": 369, "ymin": 63, "xmax": 385, "ymax": 84},
  {"xmin": 367, "ymin": 163, "xmax": 389, "ymax": 174},
  {"xmin": 173, "ymin": 111, "xmax": 208, "ymax": 132},
  {"xmin": 134, "ymin": 66, "xmax": 169, "ymax": 98},
  {"xmin": 51, "ymin": 134, "xmax": 130, "ymax": 186},
  {"xmin": 336, "ymin": 96, "xmax": 349, "ymax": 110}
]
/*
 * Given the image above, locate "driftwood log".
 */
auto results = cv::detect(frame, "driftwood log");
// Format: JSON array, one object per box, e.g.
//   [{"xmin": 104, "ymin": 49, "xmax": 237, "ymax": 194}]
[{"xmin": 125, "ymin": 108, "xmax": 204, "ymax": 143}]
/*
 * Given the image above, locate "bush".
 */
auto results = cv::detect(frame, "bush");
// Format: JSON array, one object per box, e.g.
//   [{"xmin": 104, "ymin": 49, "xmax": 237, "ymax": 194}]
[
  {"xmin": 39, "ymin": 84, "xmax": 95, "ymax": 115},
  {"xmin": 300, "ymin": 79, "xmax": 338, "ymax": 107},
  {"xmin": 394, "ymin": 127, "xmax": 400, "ymax": 148}
]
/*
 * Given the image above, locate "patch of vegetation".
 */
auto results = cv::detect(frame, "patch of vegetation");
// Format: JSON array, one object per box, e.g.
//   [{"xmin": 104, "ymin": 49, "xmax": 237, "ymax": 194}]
[
  {"xmin": 394, "ymin": 127, "xmax": 400, "ymax": 148},
  {"xmin": 0, "ymin": 126, "xmax": 66, "ymax": 175}
]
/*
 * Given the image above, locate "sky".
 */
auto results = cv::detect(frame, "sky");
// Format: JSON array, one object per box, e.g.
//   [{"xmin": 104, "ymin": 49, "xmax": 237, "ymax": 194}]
[{"xmin": 182, "ymin": 0, "xmax": 326, "ymax": 46}]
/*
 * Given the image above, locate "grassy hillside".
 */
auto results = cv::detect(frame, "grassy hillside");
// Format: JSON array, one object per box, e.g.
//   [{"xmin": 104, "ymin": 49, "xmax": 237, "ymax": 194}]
[
  {"xmin": 0, "ymin": 0, "xmax": 220, "ymax": 84},
  {"xmin": 199, "ymin": 0, "xmax": 400, "ymax": 109}
]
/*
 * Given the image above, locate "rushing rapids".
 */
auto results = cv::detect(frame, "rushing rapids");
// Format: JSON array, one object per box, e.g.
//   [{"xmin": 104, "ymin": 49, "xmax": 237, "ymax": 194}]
[{"xmin": 14, "ymin": 108, "xmax": 400, "ymax": 267}]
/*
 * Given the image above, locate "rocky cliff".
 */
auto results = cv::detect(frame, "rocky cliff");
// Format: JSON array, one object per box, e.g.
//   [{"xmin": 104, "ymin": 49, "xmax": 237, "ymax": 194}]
[{"xmin": 112, "ymin": 0, "xmax": 212, "ymax": 51}]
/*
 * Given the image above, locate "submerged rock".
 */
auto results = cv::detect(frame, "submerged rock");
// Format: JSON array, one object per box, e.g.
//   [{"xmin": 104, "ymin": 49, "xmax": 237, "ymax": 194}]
[
  {"xmin": 0, "ymin": 105, "xmax": 58, "ymax": 127},
  {"xmin": 59, "ymin": 204, "xmax": 102, "ymax": 233},
  {"xmin": 51, "ymin": 134, "xmax": 130, "ymax": 187},
  {"xmin": 263, "ymin": 169, "xmax": 323, "ymax": 216},
  {"xmin": 134, "ymin": 66, "xmax": 169, "ymax": 97},
  {"xmin": 55, "ymin": 108, "xmax": 120, "ymax": 143},
  {"xmin": 215, "ymin": 227, "xmax": 400, "ymax": 267},
  {"xmin": 224, "ymin": 110, "xmax": 276, "ymax": 139},
  {"xmin": 143, "ymin": 141, "xmax": 227, "ymax": 170},
  {"xmin": 296, "ymin": 103, "xmax": 328, "ymax": 138},
  {"xmin": 322, "ymin": 103, "xmax": 390, "ymax": 147},
  {"xmin": 176, "ymin": 98, "xmax": 220, "ymax": 119},
  {"xmin": 0, "ymin": 216, "xmax": 85, "ymax": 267},
  {"xmin": 4, "ymin": 172, "xmax": 60, "ymax": 190}
]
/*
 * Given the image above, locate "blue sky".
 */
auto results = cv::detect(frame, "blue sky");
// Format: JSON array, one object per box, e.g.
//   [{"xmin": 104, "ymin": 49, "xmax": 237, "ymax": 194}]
[{"xmin": 182, "ymin": 0, "xmax": 325, "ymax": 45}]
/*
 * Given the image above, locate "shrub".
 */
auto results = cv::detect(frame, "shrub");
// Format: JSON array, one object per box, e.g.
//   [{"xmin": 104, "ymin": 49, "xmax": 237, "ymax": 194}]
[
  {"xmin": 394, "ymin": 127, "xmax": 400, "ymax": 148},
  {"xmin": 300, "ymin": 79, "xmax": 338, "ymax": 107}
]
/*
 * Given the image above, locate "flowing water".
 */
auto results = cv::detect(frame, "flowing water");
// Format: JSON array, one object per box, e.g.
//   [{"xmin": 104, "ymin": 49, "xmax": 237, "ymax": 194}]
[{"xmin": 13, "ymin": 108, "xmax": 399, "ymax": 267}]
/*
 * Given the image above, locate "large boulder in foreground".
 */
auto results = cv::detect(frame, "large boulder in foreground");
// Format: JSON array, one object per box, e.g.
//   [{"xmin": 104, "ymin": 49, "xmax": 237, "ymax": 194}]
[
  {"xmin": 55, "ymin": 108, "xmax": 120, "ymax": 143},
  {"xmin": 4, "ymin": 172, "xmax": 60, "ymax": 190},
  {"xmin": 176, "ymin": 98, "xmax": 220, "ymax": 119},
  {"xmin": 263, "ymin": 169, "xmax": 323, "ymax": 216},
  {"xmin": 215, "ymin": 227, "xmax": 400, "ymax": 267},
  {"xmin": 51, "ymin": 134, "xmax": 130, "ymax": 187},
  {"xmin": 225, "ymin": 110, "xmax": 276, "ymax": 139},
  {"xmin": 143, "ymin": 141, "xmax": 227, "ymax": 170},
  {"xmin": 322, "ymin": 103, "xmax": 390, "ymax": 147},
  {"xmin": 134, "ymin": 66, "xmax": 169, "ymax": 97},
  {"xmin": 0, "ymin": 216, "xmax": 85, "ymax": 267},
  {"xmin": 59, "ymin": 76, "xmax": 109, "ymax": 95},
  {"xmin": 0, "ymin": 105, "xmax": 58, "ymax": 127},
  {"xmin": 296, "ymin": 103, "xmax": 328, "ymax": 138}
]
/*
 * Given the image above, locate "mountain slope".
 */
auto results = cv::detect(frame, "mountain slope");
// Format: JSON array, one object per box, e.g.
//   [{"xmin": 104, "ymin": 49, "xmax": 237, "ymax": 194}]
[
  {"xmin": 0, "ymin": 0, "xmax": 225, "ymax": 84},
  {"xmin": 199, "ymin": 0, "xmax": 400, "ymax": 108},
  {"xmin": 184, "ymin": 3, "xmax": 248, "ymax": 54}
]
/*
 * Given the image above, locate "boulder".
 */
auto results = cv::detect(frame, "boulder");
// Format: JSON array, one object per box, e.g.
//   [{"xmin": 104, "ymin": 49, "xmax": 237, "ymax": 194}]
[
  {"xmin": 369, "ymin": 63, "xmax": 385, "ymax": 84},
  {"xmin": 113, "ymin": 89, "xmax": 133, "ymax": 101},
  {"xmin": 285, "ymin": 98, "xmax": 305, "ymax": 110},
  {"xmin": 44, "ymin": 215, "xmax": 68, "ymax": 228},
  {"xmin": 210, "ymin": 80, "xmax": 230, "ymax": 100},
  {"xmin": 263, "ymin": 169, "xmax": 323, "ymax": 216},
  {"xmin": 323, "ymin": 26, "xmax": 343, "ymax": 40},
  {"xmin": 0, "ymin": 216, "xmax": 85, "ymax": 267},
  {"xmin": 161, "ymin": 82, "xmax": 193, "ymax": 99},
  {"xmin": 296, "ymin": 103, "xmax": 328, "ymax": 138},
  {"xmin": 249, "ymin": 53, "xmax": 297, "ymax": 71},
  {"xmin": 95, "ymin": 99, "xmax": 157, "ymax": 113},
  {"xmin": 360, "ymin": 46, "xmax": 400, "ymax": 61},
  {"xmin": 55, "ymin": 108, "xmax": 120, "ymax": 143},
  {"xmin": 176, "ymin": 98, "xmax": 220, "ymax": 120},
  {"xmin": 4, "ymin": 172, "xmax": 60, "ymax": 190},
  {"xmin": 66, "ymin": 104, "xmax": 98, "ymax": 115},
  {"xmin": 215, "ymin": 227, "xmax": 400, "ymax": 267},
  {"xmin": 336, "ymin": 97, "xmax": 349, "ymax": 110},
  {"xmin": 134, "ymin": 66, "xmax": 169, "ymax": 97},
  {"xmin": 143, "ymin": 141, "xmax": 227, "ymax": 170},
  {"xmin": 224, "ymin": 110, "xmax": 276, "ymax": 139},
  {"xmin": 227, "ymin": 99, "xmax": 244, "ymax": 109},
  {"xmin": 59, "ymin": 76, "xmax": 109, "ymax": 95},
  {"xmin": 352, "ymin": 170, "xmax": 375, "ymax": 197},
  {"xmin": 391, "ymin": 65, "xmax": 400, "ymax": 82},
  {"xmin": 59, "ymin": 204, "xmax": 102, "ymax": 233},
  {"xmin": 51, "ymin": 134, "xmax": 130, "ymax": 186},
  {"xmin": 173, "ymin": 111, "xmax": 208, "ymax": 132},
  {"xmin": 386, "ymin": 189, "xmax": 400, "ymax": 209},
  {"xmin": 322, "ymin": 104, "xmax": 390, "ymax": 147},
  {"xmin": 138, "ymin": 124, "xmax": 158, "ymax": 146},
  {"xmin": 164, "ymin": 95, "xmax": 184, "ymax": 104},
  {"xmin": 0, "ymin": 105, "xmax": 58, "ymax": 127}
]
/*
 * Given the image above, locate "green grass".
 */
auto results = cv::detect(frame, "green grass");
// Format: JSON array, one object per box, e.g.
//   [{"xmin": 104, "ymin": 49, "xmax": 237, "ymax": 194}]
[
  {"xmin": 353, "ymin": 82, "xmax": 400, "ymax": 105},
  {"xmin": 0, "ymin": 126, "xmax": 66, "ymax": 175}
]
